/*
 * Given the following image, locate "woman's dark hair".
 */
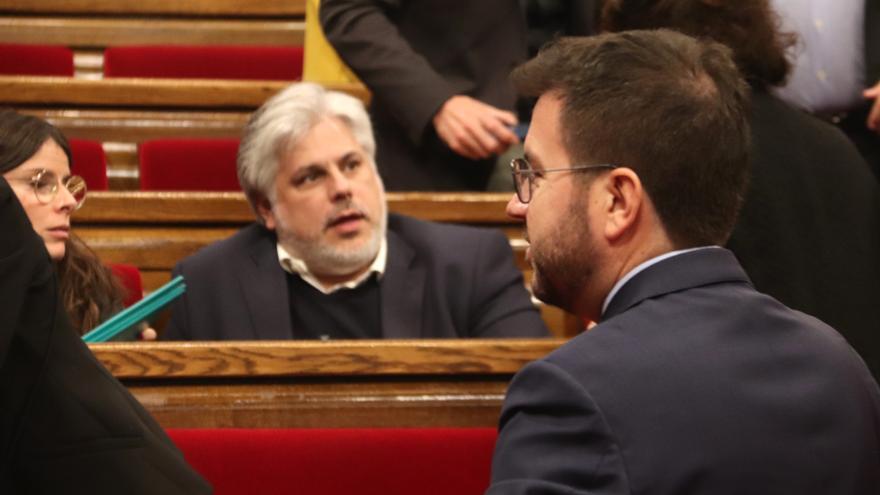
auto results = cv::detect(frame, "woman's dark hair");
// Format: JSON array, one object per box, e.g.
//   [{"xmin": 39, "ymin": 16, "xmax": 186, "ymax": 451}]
[
  {"xmin": 0, "ymin": 108, "xmax": 124, "ymax": 335},
  {"xmin": 601, "ymin": 0, "xmax": 796, "ymax": 89},
  {"xmin": 0, "ymin": 108, "xmax": 72, "ymax": 174},
  {"xmin": 57, "ymin": 235, "xmax": 124, "ymax": 335}
]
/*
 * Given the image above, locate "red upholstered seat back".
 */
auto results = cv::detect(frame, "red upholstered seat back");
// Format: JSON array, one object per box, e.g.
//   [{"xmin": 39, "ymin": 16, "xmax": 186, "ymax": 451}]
[
  {"xmin": 108, "ymin": 263, "xmax": 143, "ymax": 307},
  {"xmin": 103, "ymin": 45, "xmax": 304, "ymax": 80},
  {"xmin": 0, "ymin": 44, "xmax": 75, "ymax": 76},
  {"xmin": 69, "ymin": 139, "xmax": 109, "ymax": 191},
  {"xmin": 139, "ymin": 138, "xmax": 240, "ymax": 191},
  {"xmin": 167, "ymin": 428, "xmax": 498, "ymax": 495}
]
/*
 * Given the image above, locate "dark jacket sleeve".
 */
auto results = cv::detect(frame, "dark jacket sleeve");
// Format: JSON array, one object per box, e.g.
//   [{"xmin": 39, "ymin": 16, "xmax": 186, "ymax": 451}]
[
  {"xmin": 0, "ymin": 179, "xmax": 211, "ymax": 494},
  {"xmin": 467, "ymin": 229, "xmax": 549, "ymax": 338},
  {"xmin": 320, "ymin": 0, "xmax": 456, "ymax": 144},
  {"xmin": 0, "ymin": 178, "xmax": 46, "ymax": 379},
  {"xmin": 488, "ymin": 359, "xmax": 629, "ymax": 494},
  {"xmin": 162, "ymin": 262, "xmax": 190, "ymax": 340}
]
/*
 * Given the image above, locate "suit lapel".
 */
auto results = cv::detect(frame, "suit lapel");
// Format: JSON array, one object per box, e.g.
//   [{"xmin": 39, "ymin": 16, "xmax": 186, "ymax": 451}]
[
  {"xmin": 240, "ymin": 228, "xmax": 293, "ymax": 339},
  {"xmin": 379, "ymin": 229, "xmax": 426, "ymax": 338},
  {"xmin": 602, "ymin": 248, "xmax": 752, "ymax": 322}
]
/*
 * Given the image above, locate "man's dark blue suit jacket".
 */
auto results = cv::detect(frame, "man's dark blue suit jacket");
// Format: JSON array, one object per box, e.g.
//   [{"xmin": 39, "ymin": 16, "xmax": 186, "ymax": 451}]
[{"xmin": 489, "ymin": 248, "xmax": 880, "ymax": 494}]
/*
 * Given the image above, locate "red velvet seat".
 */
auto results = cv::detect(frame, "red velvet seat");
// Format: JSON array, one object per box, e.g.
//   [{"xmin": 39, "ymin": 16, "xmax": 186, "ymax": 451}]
[
  {"xmin": 108, "ymin": 263, "xmax": 143, "ymax": 307},
  {"xmin": 0, "ymin": 44, "xmax": 75, "ymax": 76},
  {"xmin": 138, "ymin": 138, "xmax": 241, "ymax": 191},
  {"xmin": 69, "ymin": 139, "xmax": 109, "ymax": 191},
  {"xmin": 167, "ymin": 428, "xmax": 497, "ymax": 495},
  {"xmin": 103, "ymin": 45, "xmax": 304, "ymax": 81}
]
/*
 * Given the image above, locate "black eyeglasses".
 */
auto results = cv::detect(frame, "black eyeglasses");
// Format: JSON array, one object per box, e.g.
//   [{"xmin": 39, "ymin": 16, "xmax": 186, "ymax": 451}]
[
  {"xmin": 7, "ymin": 168, "xmax": 87, "ymax": 210},
  {"xmin": 510, "ymin": 157, "xmax": 616, "ymax": 203}
]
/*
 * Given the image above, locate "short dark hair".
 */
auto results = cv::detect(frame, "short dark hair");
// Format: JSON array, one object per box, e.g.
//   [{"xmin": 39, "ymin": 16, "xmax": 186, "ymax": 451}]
[
  {"xmin": 512, "ymin": 30, "xmax": 751, "ymax": 247},
  {"xmin": 0, "ymin": 108, "xmax": 72, "ymax": 175},
  {"xmin": 600, "ymin": 0, "xmax": 795, "ymax": 89}
]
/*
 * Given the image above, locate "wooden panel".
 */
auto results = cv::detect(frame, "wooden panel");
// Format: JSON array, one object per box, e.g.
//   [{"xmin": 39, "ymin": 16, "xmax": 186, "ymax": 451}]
[
  {"xmin": 23, "ymin": 109, "xmax": 251, "ymax": 141},
  {"xmin": 0, "ymin": 16, "xmax": 305, "ymax": 47},
  {"xmin": 74, "ymin": 191, "xmax": 514, "ymax": 224},
  {"xmin": 93, "ymin": 340, "xmax": 559, "ymax": 378},
  {"xmin": 0, "ymin": 76, "xmax": 370, "ymax": 108},
  {"xmin": 129, "ymin": 381, "xmax": 507, "ymax": 428},
  {"xmin": 91, "ymin": 339, "xmax": 563, "ymax": 428},
  {"xmin": 80, "ymin": 226, "xmax": 240, "ymax": 269},
  {"xmin": 0, "ymin": 0, "xmax": 306, "ymax": 17}
]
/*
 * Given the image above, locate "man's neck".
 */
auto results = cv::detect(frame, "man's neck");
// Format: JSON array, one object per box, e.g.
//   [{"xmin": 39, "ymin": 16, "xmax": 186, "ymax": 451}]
[{"xmin": 578, "ymin": 232, "xmax": 676, "ymax": 322}]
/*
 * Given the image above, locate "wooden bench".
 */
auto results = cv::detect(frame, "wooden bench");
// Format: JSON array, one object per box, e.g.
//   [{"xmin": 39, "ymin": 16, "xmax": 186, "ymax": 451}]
[
  {"xmin": 91, "ymin": 339, "xmax": 563, "ymax": 428},
  {"xmin": 74, "ymin": 191, "xmax": 582, "ymax": 336},
  {"xmin": 0, "ymin": 0, "xmax": 307, "ymax": 77},
  {"xmin": 0, "ymin": 0, "xmax": 306, "ymax": 17},
  {"xmin": 2, "ymin": 76, "xmax": 369, "ymax": 188}
]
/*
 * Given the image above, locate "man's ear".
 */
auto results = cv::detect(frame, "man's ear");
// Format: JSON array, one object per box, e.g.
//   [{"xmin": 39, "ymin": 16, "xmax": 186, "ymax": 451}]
[
  {"xmin": 602, "ymin": 167, "xmax": 643, "ymax": 243},
  {"xmin": 255, "ymin": 195, "xmax": 277, "ymax": 230}
]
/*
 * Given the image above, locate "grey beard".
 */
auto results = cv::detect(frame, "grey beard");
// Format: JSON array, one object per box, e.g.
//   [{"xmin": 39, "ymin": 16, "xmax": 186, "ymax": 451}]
[{"xmin": 278, "ymin": 210, "xmax": 387, "ymax": 278}]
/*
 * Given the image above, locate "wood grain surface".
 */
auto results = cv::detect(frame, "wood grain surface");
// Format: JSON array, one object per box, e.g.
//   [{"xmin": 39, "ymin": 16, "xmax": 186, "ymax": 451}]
[
  {"xmin": 92, "ymin": 339, "xmax": 564, "ymax": 428},
  {"xmin": 0, "ymin": 76, "xmax": 369, "ymax": 108},
  {"xmin": 0, "ymin": 16, "xmax": 305, "ymax": 47},
  {"xmin": 0, "ymin": 0, "xmax": 305, "ymax": 17}
]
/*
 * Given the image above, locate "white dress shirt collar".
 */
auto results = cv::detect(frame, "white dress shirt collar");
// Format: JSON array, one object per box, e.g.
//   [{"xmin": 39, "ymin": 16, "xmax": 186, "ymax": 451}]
[{"xmin": 276, "ymin": 238, "xmax": 388, "ymax": 295}]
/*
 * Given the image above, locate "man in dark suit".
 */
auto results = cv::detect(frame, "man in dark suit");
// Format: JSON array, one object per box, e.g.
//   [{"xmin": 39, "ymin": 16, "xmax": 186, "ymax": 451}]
[
  {"xmin": 487, "ymin": 30, "xmax": 880, "ymax": 495},
  {"xmin": 320, "ymin": 0, "xmax": 525, "ymax": 191},
  {"xmin": 0, "ymin": 178, "xmax": 210, "ymax": 493},
  {"xmin": 163, "ymin": 82, "xmax": 547, "ymax": 341},
  {"xmin": 602, "ymin": 0, "xmax": 880, "ymax": 384}
]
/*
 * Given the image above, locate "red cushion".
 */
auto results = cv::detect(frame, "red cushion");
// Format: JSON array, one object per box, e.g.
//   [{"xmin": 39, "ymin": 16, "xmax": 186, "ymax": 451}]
[
  {"xmin": 167, "ymin": 428, "xmax": 497, "ymax": 495},
  {"xmin": 0, "ymin": 44, "xmax": 75, "ymax": 76},
  {"xmin": 108, "ymin": 263, "xmax": 143, "ymax": 307},
  {"xmin": 139, "ymin": 138, "xmax": 240, "ymax": 191},
  {"xmin": 104, "ymin": 45, "xmax": 304, "ymax": 81},
  {"xmin": 69, "ymin": 139, "xmax": 109, "ymax": 191}
]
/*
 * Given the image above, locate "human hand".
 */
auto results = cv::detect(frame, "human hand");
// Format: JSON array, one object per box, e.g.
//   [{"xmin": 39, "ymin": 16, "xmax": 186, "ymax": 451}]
[
  {"xmin": 139, "ymin": 326, "xmax": 158, "ymax": 341},
  {"xmin": 432, "ymin": 95, "xmax": 519, "ymax": 160},
  {"xmin": 863, "ymin": 82, "xmax": 880, "ymax": 134}
]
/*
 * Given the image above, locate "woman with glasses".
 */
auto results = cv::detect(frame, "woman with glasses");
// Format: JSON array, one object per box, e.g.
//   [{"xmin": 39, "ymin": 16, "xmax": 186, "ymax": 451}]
[{"xmin": 0, "ymin": 109, "xmax": 126, "ymax": 336}]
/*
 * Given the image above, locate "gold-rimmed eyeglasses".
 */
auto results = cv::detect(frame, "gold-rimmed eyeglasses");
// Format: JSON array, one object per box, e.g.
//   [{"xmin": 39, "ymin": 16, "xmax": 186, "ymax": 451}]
[
  {"xmin": 7, "ymin": 169, "xmax": 87, "ymax": 210},
  {"xmin": 510, "ymin": 157, "xmax": 616, "ymax": 204}
]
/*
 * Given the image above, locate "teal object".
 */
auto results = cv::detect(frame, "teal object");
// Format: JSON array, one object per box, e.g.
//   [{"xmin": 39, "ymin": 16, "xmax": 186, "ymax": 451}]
[{"xmin": 82, "ymin": 276, "xmax": 186, "ymax": 343}]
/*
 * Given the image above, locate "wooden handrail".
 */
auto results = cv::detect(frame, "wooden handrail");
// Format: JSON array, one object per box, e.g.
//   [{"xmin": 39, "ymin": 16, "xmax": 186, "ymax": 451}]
[
  {"xmin": 74, "ymin": 191, "xmax": 515, "ymax": 225},
  {"xmin": 91, "ymin": 339, "xmax": 563, "ymax": 379},
  {"xmin": 0, "ymin": 0, "xmax": 306, "ymax": 17},
  {"xmin": 90, "ymin": 339, "xmax": 563, "ymax": 428},
  {"xmin": 0, "ymin": 76, "xmax": 370, "ymax": 108},
  {"xmin": 0, "ymin": 16, "xmax": 306, "ymax": 47}
]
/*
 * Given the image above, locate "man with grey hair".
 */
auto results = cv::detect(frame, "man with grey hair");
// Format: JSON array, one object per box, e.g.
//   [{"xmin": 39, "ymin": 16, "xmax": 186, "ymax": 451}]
[{"xmin": 163, "ymin": 82, "xmax": 547, "ymax": 340}]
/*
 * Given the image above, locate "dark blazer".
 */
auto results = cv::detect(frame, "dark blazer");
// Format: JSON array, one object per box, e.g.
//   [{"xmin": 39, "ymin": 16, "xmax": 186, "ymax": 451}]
[
  {"xmin": 866, "ymin": 0, "xmax": 879, "ymax": 85},
  {"xmin": 0, "ymin": 178, "xmax": 210, "ymax": 493},
  {"xmin": 726, "ymin": 90, "xmax": 880, "ymax": 378},
  {"xmin": 320, "ymin": 0, "xmax": 527, "ymax": 191},
  {"xmin": 488, "ymin": 248, "xmax": 880, "ymax": 495},
  {"xmin": 853, "ymin": 0, "xmax": 880, "ymax": 177},
  {"xmin": 164, "ymin": 214, "xmax": 548, "ymax": 340}
]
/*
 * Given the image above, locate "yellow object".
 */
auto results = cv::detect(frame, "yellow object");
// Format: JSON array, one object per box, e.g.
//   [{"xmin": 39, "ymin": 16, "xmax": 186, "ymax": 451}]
[{"xmin": 303, "ymin": 0, "xmax": 362, "ymax": 84}]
